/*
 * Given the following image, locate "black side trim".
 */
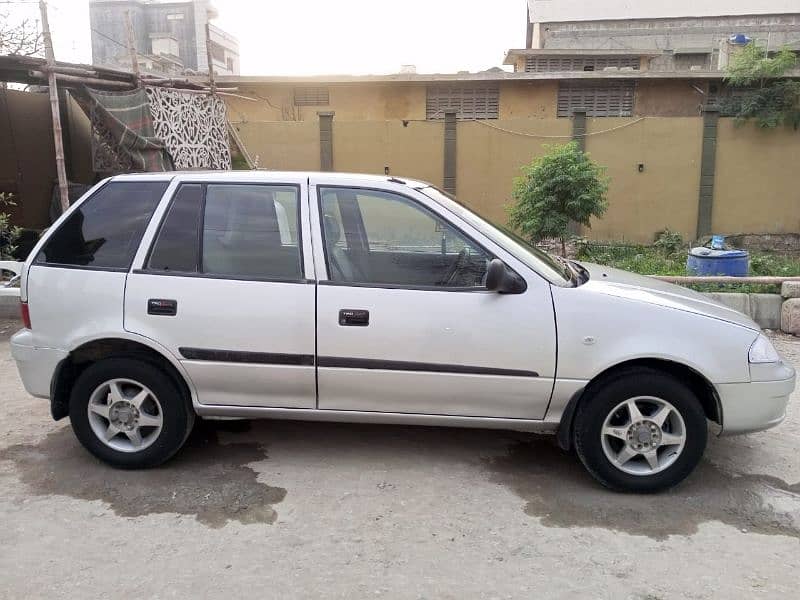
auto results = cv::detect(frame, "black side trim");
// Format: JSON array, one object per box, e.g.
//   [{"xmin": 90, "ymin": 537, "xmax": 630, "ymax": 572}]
[
  {"xmin": 179, "ymin": 347, "xmax": 315, "ymax": 366},
  {"xmin": 317, "ymin": 356, "xmax": 538, "ymax": 377}
]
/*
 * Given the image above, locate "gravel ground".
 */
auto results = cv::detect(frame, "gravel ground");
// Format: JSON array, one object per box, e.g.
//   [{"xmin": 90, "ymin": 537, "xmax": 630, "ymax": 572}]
[{"xmin": 0, "ymin": 317, "xmax": 799, "ymax": 599}]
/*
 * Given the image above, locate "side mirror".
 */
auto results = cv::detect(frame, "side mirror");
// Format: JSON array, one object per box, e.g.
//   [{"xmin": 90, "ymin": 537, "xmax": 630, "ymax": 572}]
[{"xmin": 486, "ymin": 259, "xmax": 526, "ymax": 294}]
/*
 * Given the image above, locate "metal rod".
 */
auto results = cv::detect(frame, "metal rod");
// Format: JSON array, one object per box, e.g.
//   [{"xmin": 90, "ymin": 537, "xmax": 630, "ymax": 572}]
[{"xmin": 39, "ymin": 0, "xmax": 69, "ymax": 214}]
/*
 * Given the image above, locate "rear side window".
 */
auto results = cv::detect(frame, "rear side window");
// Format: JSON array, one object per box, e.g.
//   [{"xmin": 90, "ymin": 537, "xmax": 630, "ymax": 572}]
[
  {"xmin": 146, "ymin": 183, "xmax": 303, "ymax": 280},
  {"xmin": 37, "ymin": 181, "xmax": 167, "ymax": 270},
  {"xmin": 202, "ymin": 184, "xmax": 302, "ymax": 279}
]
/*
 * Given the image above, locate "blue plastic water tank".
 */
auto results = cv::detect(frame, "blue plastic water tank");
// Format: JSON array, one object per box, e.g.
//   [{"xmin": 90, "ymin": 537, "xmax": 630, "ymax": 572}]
[{"xmin": 686, "ymin": 247, "xmax": 749, "ymax": 276}]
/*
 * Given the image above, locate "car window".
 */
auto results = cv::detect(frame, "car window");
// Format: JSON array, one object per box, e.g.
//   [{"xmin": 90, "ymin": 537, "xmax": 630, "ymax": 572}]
[
  {"xmin": 147, "ymin": 184, "xmax": 203, "ymax": 273},
  {"xmin": 36, "ymin": 181, "xmax": 167, "ymax": 270},
  {"xmin": 319, "ymin": 187, "xmax": 490, "ymax": 288},
  {"xmin": 202, "ymin": 184, "xmax": 302, "ymax": 280}
]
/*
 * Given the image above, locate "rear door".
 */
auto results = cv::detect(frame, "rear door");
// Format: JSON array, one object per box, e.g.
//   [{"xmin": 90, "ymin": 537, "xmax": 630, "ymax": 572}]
[
  {"xmin": 124, "ymin": 175, "xmax": 316, "ymax": 408},
  {"xmin": 310, "ymin": 177, "xmax": 557, "ymax": 419}
]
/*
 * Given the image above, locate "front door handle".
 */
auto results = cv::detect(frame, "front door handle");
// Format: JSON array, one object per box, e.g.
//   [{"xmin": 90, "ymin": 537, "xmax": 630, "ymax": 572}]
[{"xmin": 339, "ymin": 309, "xmax": 369, "ymax": 326}]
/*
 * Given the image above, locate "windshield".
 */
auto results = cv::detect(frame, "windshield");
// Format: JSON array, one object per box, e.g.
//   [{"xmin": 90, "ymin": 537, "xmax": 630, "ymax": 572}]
[{"xmin": 418, "ymin": 186, "xmax": 573, "ymax": 284}]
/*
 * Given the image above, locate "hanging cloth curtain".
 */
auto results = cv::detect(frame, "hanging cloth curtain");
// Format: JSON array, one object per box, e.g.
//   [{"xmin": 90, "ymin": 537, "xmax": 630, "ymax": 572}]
[{"xmin": 78, "ymin": 87, "xmax": 173, "ymax": 173}]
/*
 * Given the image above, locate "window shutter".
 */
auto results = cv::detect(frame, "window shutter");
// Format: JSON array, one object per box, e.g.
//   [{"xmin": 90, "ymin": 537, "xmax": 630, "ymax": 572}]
[
  {"xmin": 526, "ymin": 56, "xmax": 640, "ymax": 73},
  {"xmin": 426, "ymin": 85, "xmax": 500, "ymax": 120},
  {"xmin": 557, "ymin": 81, "xmax": 635, "ymax": 117},
  {"xmin": 293, "ymin": 87, "xmax": 330, "ymax": 106}
]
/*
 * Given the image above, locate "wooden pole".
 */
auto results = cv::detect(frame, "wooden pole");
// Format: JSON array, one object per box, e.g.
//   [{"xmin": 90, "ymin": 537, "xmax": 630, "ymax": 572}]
[
  {"xmin": 30, "ymin": 70, "xmax": 134, "ymax": 89},
  {"xmin": 205, "ymin": 22, "xmax": 216, "ymax": 94},
  {"xmin": 39, "ymin": 0, "xmax": 69, "ymax": 214},
  {"xmin": 124, "ymin": 9, "xmax": 141, "ymax": 85}
]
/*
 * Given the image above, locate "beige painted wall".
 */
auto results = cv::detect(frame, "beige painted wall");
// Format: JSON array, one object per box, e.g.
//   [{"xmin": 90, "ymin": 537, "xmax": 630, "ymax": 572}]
[
  {"xmin": 499, "ymin": 81, "xmax": 558, "ymax": 119},
  {"xmin": 585, "ymin": 117, "xmax": 702, "ymax": 242},
  {"xmin": 228, "ymin": 83, "xmax": 427, "ymax": 123},
  {"xmin": 225, "ymin": 109, "xmax": 799, "ymax": 244},
  {"xmin": 713, "ymin": 120, "xmax": 800, "ymax": 235},
  {"xmin": 456, "ymin": 118, "xmax": 571, "ymax": 224},
  {"xmin": 232, "ymin": 121, "xmax": 320, "ymax": 171},
  {"xmin": 634, "ymin": 80, "xmax": 705, "ymax": 117},
  {"xmin": 333, "ymin": 120, "xmax": 444, "ymax": 187},
  {"xmin": 227, "ymin": 81, "xmax": 561, "ymax": 123}
]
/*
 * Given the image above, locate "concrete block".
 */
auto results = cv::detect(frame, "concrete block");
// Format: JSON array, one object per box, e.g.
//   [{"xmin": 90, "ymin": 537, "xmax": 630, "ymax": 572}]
[
  {"xmin": 781, "ymin": 299, "xmax": 800, "ymax": 335},
  {"xmin": 704, "ymin": 292, "xmax": 751, "ymax": 317},
  {"xmin": 781, "ymin": 281, "xmax": 800, "ymax": 299},
  {"xmin": 749, "ymin": 294, "xmax": 782, "ymax": 330}
]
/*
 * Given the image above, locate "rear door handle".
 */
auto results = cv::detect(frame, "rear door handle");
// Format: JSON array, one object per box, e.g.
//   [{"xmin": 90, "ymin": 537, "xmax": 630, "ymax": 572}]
[
  {"xmin": 339, "ymin": 309, "xmax": 369, "ymax": 326},
  {"xmin": 148, "ymin": 298, "xmax": 177, "ymax": 316}
]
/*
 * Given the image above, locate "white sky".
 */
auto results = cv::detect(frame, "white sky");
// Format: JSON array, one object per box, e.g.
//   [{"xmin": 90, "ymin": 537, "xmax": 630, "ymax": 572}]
[{"xmin": 5, "ymin": 0, "xmax": 526, "ymax": 75}]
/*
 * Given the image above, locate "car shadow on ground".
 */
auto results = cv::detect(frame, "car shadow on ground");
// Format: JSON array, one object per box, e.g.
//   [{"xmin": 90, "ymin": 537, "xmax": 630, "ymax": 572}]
[{"xmin": 1, "ymin": 418, "xmax": 799, "ymax": 539}]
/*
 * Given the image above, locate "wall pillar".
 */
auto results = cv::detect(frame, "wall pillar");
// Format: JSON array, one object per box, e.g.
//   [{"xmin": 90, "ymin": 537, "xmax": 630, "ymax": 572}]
[
  {"xmin": 569, "ymin": 110, "xmax": 587, "ymax": 235},
  {"xmin": 443, "ymin": 110, "xmax": 457, "ymax": 195},
  {"xmin": 696, "ymin": 107, "xmax": 719, "ymax": 239},
  {"xmin": 318, "ymin": 111, "xmax": 334, "ymax": 172},
  {"xmin": 571, "ymin": 109, "xmax": 587, "ymax": 151}
]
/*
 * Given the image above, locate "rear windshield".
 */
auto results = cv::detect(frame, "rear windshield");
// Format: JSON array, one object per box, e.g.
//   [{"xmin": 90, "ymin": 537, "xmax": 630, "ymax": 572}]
[{"xmin": 36, "ymin": 181, "xmax": 168, "ymax": 270}]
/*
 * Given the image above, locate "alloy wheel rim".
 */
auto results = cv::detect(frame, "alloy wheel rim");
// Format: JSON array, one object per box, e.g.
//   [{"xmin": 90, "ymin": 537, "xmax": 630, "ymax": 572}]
[
  {"xmin": 87, "ymin": 378, "xmax": 163, "ymax": 453},
  {"xmin": 600, "ymin": 396, "xmax": 686, "ymax": 476}
]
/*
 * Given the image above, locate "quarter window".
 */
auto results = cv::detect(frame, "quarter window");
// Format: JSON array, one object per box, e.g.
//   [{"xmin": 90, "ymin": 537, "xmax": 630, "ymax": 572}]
[
  {"xmin": 36, "ymin": 181, "xmax": 167, "ymax": 269},
  {"xmin": 147, "ymin": 184, "xmax": 203, "ymax": 272},
  {"xmin": 320, "ymin": 188, "xmax": 490, "ymax": 288}
]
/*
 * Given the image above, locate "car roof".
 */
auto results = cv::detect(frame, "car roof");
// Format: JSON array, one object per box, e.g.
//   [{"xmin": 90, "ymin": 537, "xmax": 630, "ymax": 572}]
[{"xmin": 110, "ymin": 171, "xmax": 432, "ymax": 189}]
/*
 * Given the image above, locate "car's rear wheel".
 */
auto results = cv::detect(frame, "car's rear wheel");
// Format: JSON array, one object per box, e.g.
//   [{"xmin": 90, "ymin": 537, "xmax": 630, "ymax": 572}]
[
  {"xmin": 573, "ymin": 368, "xmax": 707, "ymax": 492},
  {"xmin": 69, "ymin": 358, "xmax": 194, "ymax": 469}
]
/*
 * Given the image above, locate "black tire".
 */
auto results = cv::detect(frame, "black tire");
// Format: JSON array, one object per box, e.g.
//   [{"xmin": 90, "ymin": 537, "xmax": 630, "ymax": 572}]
[
  {"xmin": 69, "ymin": 357, "xmax": 195, "ymax": 469},
  {"xmin": 573, "ymin": 367, "xmax": 707, "ymax": 493}
]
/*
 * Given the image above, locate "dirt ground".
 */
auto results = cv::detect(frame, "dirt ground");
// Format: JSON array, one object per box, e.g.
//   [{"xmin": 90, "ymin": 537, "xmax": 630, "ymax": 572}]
[{"xmin": 1, "ymin": 317, "xmax": 799, "ymax": 599}]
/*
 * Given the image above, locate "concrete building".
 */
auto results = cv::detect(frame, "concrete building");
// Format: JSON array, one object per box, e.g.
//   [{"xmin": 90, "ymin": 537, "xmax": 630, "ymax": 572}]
[
  {"xmin": 89, "ymin": 0, "xmax": 239, "ymax": 76},
  {"xmin": 522, "ymin": 0, "xmax": 800, "ymax": 69}
]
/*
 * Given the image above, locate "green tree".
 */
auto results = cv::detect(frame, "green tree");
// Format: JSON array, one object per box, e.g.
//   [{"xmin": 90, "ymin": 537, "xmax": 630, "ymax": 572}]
[
  {"xmin": 508, "ymin": 142, "xmax": 609, "ymax": 257},
  {"xmin": 723, "ymin": 43, "xmax": 800, "ymax": 129}
]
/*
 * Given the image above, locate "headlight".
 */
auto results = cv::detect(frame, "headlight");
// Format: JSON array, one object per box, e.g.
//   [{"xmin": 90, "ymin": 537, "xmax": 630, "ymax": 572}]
[{"xmin": 748, "ymin": 334, "xmax": 781, "ymax": 364}]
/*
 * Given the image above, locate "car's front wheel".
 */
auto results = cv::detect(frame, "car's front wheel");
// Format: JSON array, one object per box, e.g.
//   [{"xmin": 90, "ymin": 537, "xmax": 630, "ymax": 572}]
[
  {"xmin": 69, "ymin": 358, "xmax": 194, "ymax": 469},
  {"xmin": 573, "ymin": 368, "xmax": 707, "ymax": 493}
]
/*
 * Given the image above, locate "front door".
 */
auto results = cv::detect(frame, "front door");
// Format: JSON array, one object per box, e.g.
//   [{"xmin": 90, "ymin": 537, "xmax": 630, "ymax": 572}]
[
  {"xmin": 311, "ymin": 179, "xmax": 556, "ymax": 419},
  {"xmin": 124, "ymin": 178, "xmax": 316, "ymax": 408}
]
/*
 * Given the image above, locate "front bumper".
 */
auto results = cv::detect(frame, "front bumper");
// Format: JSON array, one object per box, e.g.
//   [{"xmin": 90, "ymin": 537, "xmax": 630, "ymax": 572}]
[
  {"xmin": 717, "ymin": 362, "xmax": 796, "ymax": 435},
  {"xmin": 10, "ymin": 329, "xmax": 68, "ymax": 399}
]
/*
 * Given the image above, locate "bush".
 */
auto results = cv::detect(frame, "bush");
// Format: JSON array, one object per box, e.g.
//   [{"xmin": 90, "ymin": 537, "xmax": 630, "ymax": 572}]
[
  {"xmin": 653, "ymin": 228, "xmax": 685, "ymax": 257},
  {"xmin": 0, "ymin": 192, "xmax": 20, "ymax": 260},
  {"xmin": 508, "ymin": 142, "xmax": 609, "ymax": 256}
]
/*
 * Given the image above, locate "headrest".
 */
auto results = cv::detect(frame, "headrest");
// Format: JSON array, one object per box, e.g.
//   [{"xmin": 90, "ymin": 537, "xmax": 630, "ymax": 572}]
[{"xmin": 323, "ymin": 213, "xmax": 342, "ymax": 245}]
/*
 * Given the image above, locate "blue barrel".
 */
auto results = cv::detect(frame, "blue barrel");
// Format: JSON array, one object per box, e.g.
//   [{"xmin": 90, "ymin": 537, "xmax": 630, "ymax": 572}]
[{"xmin": 686, "ymin": 247, "xmax": 749, "ymax": 276}]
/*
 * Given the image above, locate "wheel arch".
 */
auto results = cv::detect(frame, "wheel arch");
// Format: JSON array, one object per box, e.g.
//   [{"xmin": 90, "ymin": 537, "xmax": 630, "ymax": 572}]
[
  {"xmin": 556, "ymin": 357, "xmax": 722, "ymax": 451},
  {"xmin": 50, "ymin": 335, "xmax": 196, "ymax": 421}
]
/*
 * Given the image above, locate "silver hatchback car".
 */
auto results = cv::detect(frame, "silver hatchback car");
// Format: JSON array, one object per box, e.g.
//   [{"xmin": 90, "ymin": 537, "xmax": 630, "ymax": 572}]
[{"xmin": 11, "ymin": 172, "xmax": 795, "ymax": 492}]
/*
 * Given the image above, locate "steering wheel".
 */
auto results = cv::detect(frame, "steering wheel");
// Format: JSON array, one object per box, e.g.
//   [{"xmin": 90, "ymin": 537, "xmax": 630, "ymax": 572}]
[{"xmin": 438, "ymin": 248, "xmax": 468, "ymax": 286}]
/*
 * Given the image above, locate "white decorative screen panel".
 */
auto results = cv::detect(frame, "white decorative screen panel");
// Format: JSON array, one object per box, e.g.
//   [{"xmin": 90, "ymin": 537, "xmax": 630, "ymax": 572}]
[{"xmin": 145, "ymin": 87, "xmax": 232, "ymax": 170}]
